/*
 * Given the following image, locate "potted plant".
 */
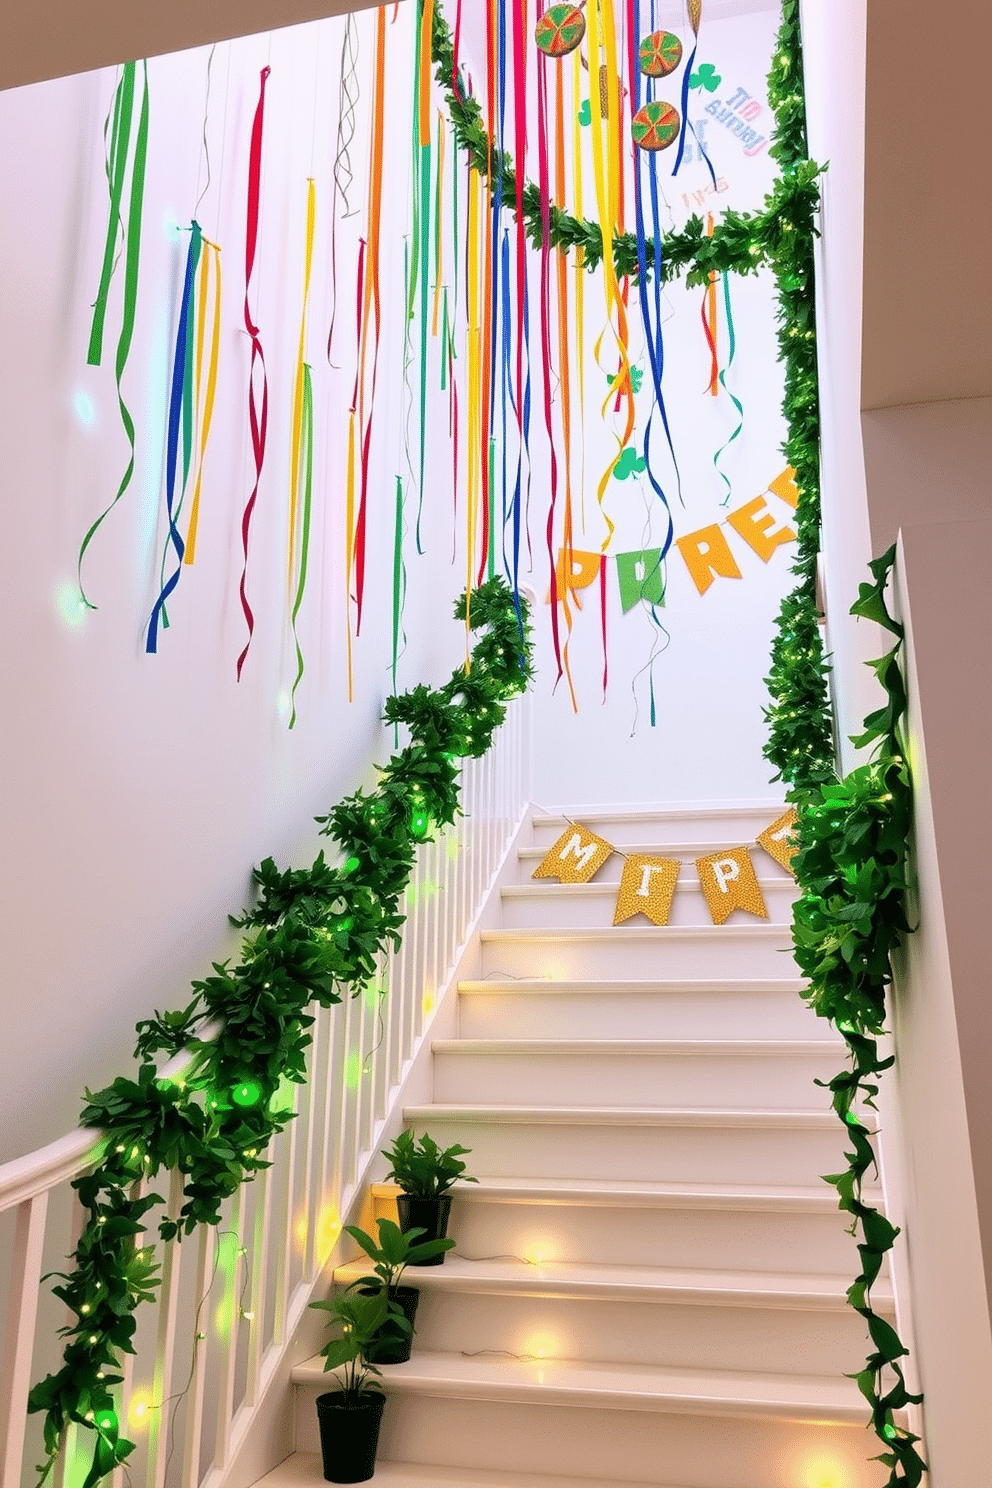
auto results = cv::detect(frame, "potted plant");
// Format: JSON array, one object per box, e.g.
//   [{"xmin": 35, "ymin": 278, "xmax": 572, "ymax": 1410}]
[
  {"xmin": 308, "ymin": 1290, "xmax": 389, "ymax": 1483},
  {"xmin": 380, "ymin": 1130, "xmax": 477, "ymax": 1263},
  {"xmin": 344, "ymin": 1216, "xmax": 455, "ymax": 1363}
]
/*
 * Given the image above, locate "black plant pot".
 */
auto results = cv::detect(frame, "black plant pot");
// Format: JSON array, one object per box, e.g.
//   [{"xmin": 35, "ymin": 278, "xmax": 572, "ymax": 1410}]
[
  {"xmin": 315, "ymin": 1391, "xmax": 386, "ymax": 1483},
  {"xmin": 358, "ymin": 1283, "xmax": 419, "ymax": 1364},
  {"xmin": 396, "ymin": 1194, "xmax": 452, "ymax": 1265}
]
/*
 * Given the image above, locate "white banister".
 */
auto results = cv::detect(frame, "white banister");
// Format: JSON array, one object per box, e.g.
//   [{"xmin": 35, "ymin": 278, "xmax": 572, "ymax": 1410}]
[{"xmin": 0, "ymin": 691, "xmax": 531, "ymax": 1488}]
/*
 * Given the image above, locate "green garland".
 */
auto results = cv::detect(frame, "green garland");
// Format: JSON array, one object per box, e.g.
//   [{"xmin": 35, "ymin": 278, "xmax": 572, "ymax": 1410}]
[
  {"xmin": 788, "ymin": 549, "xmax": 925, "ymax": 1486},
  {"xmin": 27, "ymin": 579, "xmax": 533, "ymax": 1487}
]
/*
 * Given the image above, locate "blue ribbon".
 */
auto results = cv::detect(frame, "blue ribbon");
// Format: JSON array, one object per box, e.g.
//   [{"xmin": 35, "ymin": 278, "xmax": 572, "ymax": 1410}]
[
  {"xmin": 146, "ymin": 222, "xmax": 201, "ymax": 653},
  {"xmin": 673, "ymin": 42, "xmax": 718, "ymax": 187}
]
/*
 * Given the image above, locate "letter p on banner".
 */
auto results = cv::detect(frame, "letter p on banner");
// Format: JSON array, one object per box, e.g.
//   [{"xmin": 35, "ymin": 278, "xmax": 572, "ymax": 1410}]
[
  {"xmin": 695, "ymin": 846, "xmax": 768, "ymax": 924},
  {"xmin": 533, "ymin": 825, "xmax": 614, "ymax": 884}
]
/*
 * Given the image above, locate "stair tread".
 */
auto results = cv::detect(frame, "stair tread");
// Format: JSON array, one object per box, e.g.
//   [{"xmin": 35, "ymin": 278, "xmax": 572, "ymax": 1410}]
[
  {"xmin": 531, "ymin": 804, "xmax": 787, "ymax": 826},
  {"xmin": 255, "ymin": 1454, "xmax": 698, "ymax": 1488},
  {"xmin": 371, "ymin": 1175, "xmax": 883, "ymax": 1213},
  {"xmin": 332, "ymin": 1254, "xmax": 889, "ymax": 1310},
  {"xmin": 431, "ymin": 1038, "xmax": 844, "ymax": 1057},
  {"xmin": 482, "ymin": 925, "xmax": 793, "ymax": 941},
  {"xmin": 403, "ymin": 1102, "xmax": 854, "ymax": 1130},
  {"xmin": 458, "ymin": 977, "xmax": 812, "ymax": 995},
  {"xmin": 292, "ymin": 1349, "xmax": 877, "ymax": 1422}
]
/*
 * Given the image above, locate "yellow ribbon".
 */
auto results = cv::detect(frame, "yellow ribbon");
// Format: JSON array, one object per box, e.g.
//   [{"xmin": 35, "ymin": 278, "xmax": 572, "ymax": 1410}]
[
  {"xmin": 184, "ymin": 240, "xmax": 222, "ymax": 566},
  {"xmin": 289, "ymin": 179, "xmax": 316, "ymax": 586}
]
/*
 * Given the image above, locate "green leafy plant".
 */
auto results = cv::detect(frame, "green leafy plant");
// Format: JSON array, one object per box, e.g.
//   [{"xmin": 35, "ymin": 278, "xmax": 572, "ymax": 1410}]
[
  {"xmin": 27, "ymin": 579, "xmax": 532, "ymax": 1487},
  {"xmin": 309, "ymin": 1291, "xmax": 388, "ymax": 1403},
  {"xmin": 381, "ymin": 1130, "xmax": 477, "ymax": 1200},
  {"xmin": 345, "ymin": 1216, "xmax": 455, "ymax": 1293}
]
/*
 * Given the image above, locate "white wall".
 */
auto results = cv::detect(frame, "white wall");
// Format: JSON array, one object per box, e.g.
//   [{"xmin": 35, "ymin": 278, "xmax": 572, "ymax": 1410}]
[{"xmin": 0, "ymin": 12, "xmax": 472, "ymax": 1163}]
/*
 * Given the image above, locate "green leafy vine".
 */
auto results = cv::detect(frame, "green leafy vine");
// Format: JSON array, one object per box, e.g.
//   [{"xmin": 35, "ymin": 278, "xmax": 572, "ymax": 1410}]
[{"xmin": 27, "ymin": 579, "xmax": 533, "ymax": 1487}]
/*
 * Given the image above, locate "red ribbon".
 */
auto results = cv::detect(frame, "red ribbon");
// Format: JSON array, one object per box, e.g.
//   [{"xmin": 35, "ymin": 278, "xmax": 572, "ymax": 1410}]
[{"xmin": 236, "ymin": 66, "xmax": 271, "ymax": 681}]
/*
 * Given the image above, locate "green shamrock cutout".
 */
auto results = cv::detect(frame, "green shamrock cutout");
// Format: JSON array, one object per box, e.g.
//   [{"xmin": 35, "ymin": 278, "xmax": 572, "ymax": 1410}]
[
  {"xmin": 612, "ymin": 447, "xmax": 647, "ymax": 481},
  {"xmin": 578, "ymin": 99, "xmax": 591, "ymax": 126},
  {"xmin": 608, "ymin": 365, "xmax": 644, "ymax": 393},
  {"xmin": 689, "ymin": 63, "xmax": 721, "ymax": 92}
]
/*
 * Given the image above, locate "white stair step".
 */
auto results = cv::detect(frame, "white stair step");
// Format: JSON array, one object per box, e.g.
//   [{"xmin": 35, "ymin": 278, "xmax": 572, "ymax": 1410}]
[
  {"xmin": 430, "ymin": 1038, "xmax": 843, "ymax": 1108},
  {"xmin": 457, "ymin": 978, "xmax": 830, "ymax": 1041},
  {"xmin": 480, "ymin": 926, "xmax": 798, "ymax": 980},
  {"xmin": 518, "ymin": 842, "xmax": 795, "ymax": 880},
  {"xmin": 371, "ymin": 1177, "xmax": 881, "ymax": 1277},
  {"xmin": 292, "ymin": 1348, "xmax": 879, "ymax": 1422},
  {"xmin": 330, "ymin": 1255, "xmax": 885, "ymax": 1376},
  {"xmin": 500, "ymin": 878, "xmax": 796, "ymax": 929},
  {"xmin": 529, "ymin": 804, "xmax": 789, "ymax": 849},
  {"xmin": 254, "ymin": 1457, "xmax": 691, "ymax": 1488},
  {"xmin": 400, "ymin": 1104, "xmax": 855, "ymax": 1186}
]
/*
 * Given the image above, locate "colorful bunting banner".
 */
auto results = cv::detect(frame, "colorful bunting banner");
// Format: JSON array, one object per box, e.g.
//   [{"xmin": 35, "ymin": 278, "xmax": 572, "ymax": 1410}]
[
  {"xmin": 534, "ymin": 813, "xmax": 790, "ymax": 924},
  {"xmin": 615, "ymin": 548, "xmax": 665, "ymax": 611}
]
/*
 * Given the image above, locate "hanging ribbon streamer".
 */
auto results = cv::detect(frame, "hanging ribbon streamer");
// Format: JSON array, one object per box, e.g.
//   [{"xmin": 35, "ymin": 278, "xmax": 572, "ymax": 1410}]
[
  {"xmin": 328, "ymin": 16, "xmax": 359, "ymax": 364},
  {"xmin": 411, "ymin": 0, "xmax": 434, "ymax": 554},
  {"xmin": 599, "ymin": 555, "xmax": 609, "ymax": 698},
  {"xmin": 713, "ymin": 269, "xmax": 745, "ymax": 505},
  {"xmin": 586, "ymin": 0, "xmax": 633, "ymax": 549},
  {"xmin": 535, "ymin": 4, "xmax": 565, "ymax": 692},
  {"xmin": 433, "ymin": 109, "xmax": 446, "ymax": 336},
  {"xmin": 288, "ymin": 365, "xmax": 314, "ymax": 728},
  {"xmin": 672, "ymin": 1, "xmax": 717, "ymax": 186},
  {"xmin": 553, "ymin": 38, "xmax": 578, "ymax": 708},
  {"xmin": 465, "ymin": 161, "xmax": 482, "ymax": 616},
  {"xmin": 355, "ymin": 9, "xmax": 387, "ymax": 638},
  {"xmin": 626, "ymin": 0, "xmax": 676, "ymax": 568},
  {"xmin": 572, "ymin": 46, "xmax": 588, "ymax": 533},
  {"xmin": 701, "ymin": 215, "xmax": 720, "ymax": 395},
  {"xmin": 77, "ymin": 60, "xmax": 149, "ymax": 609},
  {"xmin": 236, "ymin": 65, "xmax": 271, "ymax": 681},
  {"xmin": 391, "ymin": 475, "xmax": 407, "ymax": 697},
  {"xmin": 345, "ymin": 237, "xmax": 365, "ymax": 703},
  {"xmin": 184, "ymin": 240, "xmax": 222, "ymax": 566},
  {"xmin": 146, "ymin": 222, "xmax": 202, "ymax": 652},
  {"xmin": 289, "ymin": 179, "xmax": 317, "ymax": 587}
]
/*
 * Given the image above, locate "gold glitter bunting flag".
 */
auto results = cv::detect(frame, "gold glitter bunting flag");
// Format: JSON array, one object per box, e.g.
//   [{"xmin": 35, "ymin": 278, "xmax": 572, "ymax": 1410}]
[
  {"xmin": 756, "ymin": 807, "xmax": 800, "ymax": 876},
  {"xmin": 614, "ymin": 855, "xmax": 681, "ymax": 925},
  {"xmin": 695, "ymin": 847, "xmax": 767, "ymax": 924},
  {"xmin": 533, "ymin": 825, "xmax": 614, "ymax": 884}
]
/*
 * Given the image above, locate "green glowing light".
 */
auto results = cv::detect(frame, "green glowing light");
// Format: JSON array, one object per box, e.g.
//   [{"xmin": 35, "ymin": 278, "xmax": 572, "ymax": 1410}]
[
  {"xmin": 345, "ymin": 1052, "xmax": 362, "ymax": 1090},
  {"xmin": 337, "ymin": 915, "xmax": 354, "ymax": 933},
  {"xmin": 231, "ymin": 1080, "xmax": 263, "ymax": 1108},
  {"xmin": 95, "ymin": 1410, "xmax": 117, "ymax": 1434},
  {"xmin": 343, "ymin": 856, "xmax": 360, "ymax": 874},
  {"xmin": 410, "ymin": 807, "xmax": 431, "ymax": 840}
]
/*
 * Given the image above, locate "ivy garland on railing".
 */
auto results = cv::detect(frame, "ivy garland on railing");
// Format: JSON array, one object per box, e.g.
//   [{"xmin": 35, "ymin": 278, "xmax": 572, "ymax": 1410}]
[
  {"xmin": 27, "ymin": 579, "xmax": 533, "ymax": 1488},
  {"xmin": 787, "ymin": 547, "xmax": 925, "ymax": 1486},
  {"xmin": 427, "ymin": 2, "xmax": 923, "ymax": 1482}
]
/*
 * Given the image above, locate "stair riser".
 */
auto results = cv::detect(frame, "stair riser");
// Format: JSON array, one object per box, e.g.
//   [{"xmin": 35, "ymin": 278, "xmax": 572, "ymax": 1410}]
[
  {"xmin": 480, "ymin": 935, "xmax": 796, "ymax": 980},
  {"xmin": 518, "ymin": 846, "xmax": 795, "ymax": 885},
  {"xmin": 294, "ymin": 1392, "xmax": 886, "ymax": 1488},
  {"xmin": 373, "ymin": 1192, "xmax": 869, "ymax": 1276},
  {"xmin": 500, "ymin": 882, "xmax": 797, "ymax": 930},
  {"xmin": 389, "ymin": 1290, "xmax": 872, "ymax": 1377},
  {"xmin": 458, "ymin": 989, "xmax": 829, "ymax": 1042},
  {"xmin": 432, "ymin": 1048, "xmax": 841, "ymax": 1110},
  {"xmin": 398, "ymin": 1116, "xmax": 849, "ymax": 1187},
  {"xmin": 530, "ymin": 810, "xmax": 790, "ymax": 850}
]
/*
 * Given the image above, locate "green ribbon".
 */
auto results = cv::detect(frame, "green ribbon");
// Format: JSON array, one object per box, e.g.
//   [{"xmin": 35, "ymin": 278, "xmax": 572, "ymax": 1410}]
[
  {"xmin": 78, "ymin": 60, "xmax": 150, "ymax": 609},
  {"xmin": 392, "ymin": 475, "xmax": 407, "ymax": 700},
  {"xmin": 87, "ymin": 64, "xmax": 135, "ymax": 368},
  {"xmin": 288, "ymin": 365, "xmax": 314, "ymax": 730},
  {"xmin": 714, "ymin": 270, "xmax": 745, "ymax": 507}
]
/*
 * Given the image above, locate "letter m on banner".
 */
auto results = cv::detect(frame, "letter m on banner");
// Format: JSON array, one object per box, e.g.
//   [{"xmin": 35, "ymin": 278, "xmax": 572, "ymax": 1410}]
[{"xmin": 533, "ymin": 825, "xmax": 614, "ymax": 884}]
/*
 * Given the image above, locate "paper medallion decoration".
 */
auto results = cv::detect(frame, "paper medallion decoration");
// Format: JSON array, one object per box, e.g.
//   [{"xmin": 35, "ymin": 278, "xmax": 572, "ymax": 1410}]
[
  {"xmin": 695, "ymin": 847, "xmax": 768, "ymax": 924},
  {"xmin": 535, "ymin": 5, "xmax": 587, "ymax": 58},
  {"xmin": 687, "ymin": 0, "xmax": 703, "ymax": 36},
  {"xmin": 632, "ymin": 101, "xmax": 681, "ymax": 152},
  {"xmin": 533, "ymin": 825, "xmax": 614, "ymax": 884},
  {"xmin": 614, "ymin": 855, "xmax": 681, "ymax": 926},
  {"xmin": 639, "ymin": 30, "xmax": 683, "ymax": 78},
  {"xmin": 756, "ymin": 807, "xmax": 799, "ymax": 876}
]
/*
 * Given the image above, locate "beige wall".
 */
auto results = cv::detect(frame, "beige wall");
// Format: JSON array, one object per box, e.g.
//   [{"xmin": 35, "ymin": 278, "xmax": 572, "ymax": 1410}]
[{"xmin": 0, "ymin": 0, "xmax": 383, "ymax": 91}]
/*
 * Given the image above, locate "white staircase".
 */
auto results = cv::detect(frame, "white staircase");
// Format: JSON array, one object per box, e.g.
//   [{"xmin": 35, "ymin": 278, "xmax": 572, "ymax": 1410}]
[{"xmin": 259, "ymin": 805, "xmax": 895, "ymax": 1488}]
